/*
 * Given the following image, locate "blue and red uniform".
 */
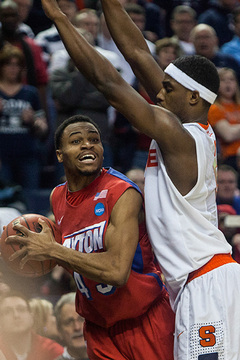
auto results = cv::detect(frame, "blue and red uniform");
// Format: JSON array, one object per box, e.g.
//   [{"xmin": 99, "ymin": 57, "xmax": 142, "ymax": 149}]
[{"xmin": 51, "ymin": 167, "xmax": 174, "ymax": 360}]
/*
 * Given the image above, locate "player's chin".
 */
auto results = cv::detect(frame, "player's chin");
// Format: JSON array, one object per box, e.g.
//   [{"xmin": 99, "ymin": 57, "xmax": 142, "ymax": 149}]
[{"xmin": 78, "ymin": 164, "xmax": 102, "ymax": 177}]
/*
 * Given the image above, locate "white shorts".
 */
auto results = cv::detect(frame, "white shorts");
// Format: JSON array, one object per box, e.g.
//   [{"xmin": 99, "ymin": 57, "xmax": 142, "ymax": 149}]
[{"xmin": 174, "ymin": 262, "xmax": 240, "ymax": 360}]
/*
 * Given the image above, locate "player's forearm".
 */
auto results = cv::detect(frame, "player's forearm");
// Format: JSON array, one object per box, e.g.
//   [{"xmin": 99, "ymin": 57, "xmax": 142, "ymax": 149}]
[
  {"xmin": 101, "ymin": 0, "xmax": 164, "ymax": 100},
  {"xmin": 49, "ymin": 242, "xmax": 129, "ymax": 287},
  {"xmin": 52, "ymin": 14, "xmax": 123, "ymax": 104},
  {"xmin": 101, "ymin": 0, "xmax": 150, "ymax": 62}
]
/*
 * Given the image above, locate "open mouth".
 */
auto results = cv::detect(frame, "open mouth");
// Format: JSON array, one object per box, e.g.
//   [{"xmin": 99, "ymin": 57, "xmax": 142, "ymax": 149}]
[{"xmin": 79, "ymin": 154, "xmax": 96, "ymax": 163}]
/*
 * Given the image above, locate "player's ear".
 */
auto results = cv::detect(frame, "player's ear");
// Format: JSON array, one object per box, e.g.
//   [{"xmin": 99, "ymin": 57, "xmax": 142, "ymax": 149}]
[
  {"xmin": 189, "ymin": 90, "xmax": 200, "ymax": 105},
  {"xmin": 56, "ymin": 149, "xmax": 63, "ymax": 163}
]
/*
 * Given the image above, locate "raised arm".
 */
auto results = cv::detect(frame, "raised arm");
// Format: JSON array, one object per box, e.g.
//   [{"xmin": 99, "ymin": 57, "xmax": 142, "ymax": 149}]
[
  {"xmin": 40, "ymin": 0, "xmax": 168, "ymax": 141},
  {"xmin": 41, "ymin": 0, "xmax": 197, "ymax": 194},
  {"xmin": 100, "ymin": 0, "xmax": 164, "ymax": 100}
]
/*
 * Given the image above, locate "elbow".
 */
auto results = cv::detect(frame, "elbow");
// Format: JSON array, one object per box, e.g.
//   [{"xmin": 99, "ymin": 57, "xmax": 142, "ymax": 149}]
[{"xmin": 107, "ymin": 268, "xmax": 130, "ymax": 288}]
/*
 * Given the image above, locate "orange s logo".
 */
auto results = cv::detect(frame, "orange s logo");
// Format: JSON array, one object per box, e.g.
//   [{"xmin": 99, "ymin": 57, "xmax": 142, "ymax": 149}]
[{"xmin": 199, "ymin": 325, "xmax": 216, "ymax": 347}]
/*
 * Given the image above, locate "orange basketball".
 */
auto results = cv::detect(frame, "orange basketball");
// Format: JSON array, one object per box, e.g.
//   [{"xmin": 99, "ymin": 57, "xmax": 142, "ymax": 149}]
[{"xmin": 0, "ymin": 213, "xmax": 62, "ymax": 278}]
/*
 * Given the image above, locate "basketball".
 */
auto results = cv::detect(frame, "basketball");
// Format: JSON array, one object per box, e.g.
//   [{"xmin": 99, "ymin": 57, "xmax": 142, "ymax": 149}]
[{"xmin": 0, "ymin": 213, "xmax": 62, "ymax": 278}]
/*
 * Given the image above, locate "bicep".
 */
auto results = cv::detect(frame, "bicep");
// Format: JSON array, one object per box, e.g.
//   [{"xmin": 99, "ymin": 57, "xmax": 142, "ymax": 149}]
[{"xmin": 104, "ymin": 188, "xmax": 143, "ymax": 275}]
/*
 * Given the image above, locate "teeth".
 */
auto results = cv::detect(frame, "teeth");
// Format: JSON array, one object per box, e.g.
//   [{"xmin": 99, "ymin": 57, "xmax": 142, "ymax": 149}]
[{"xmin": 80, "ymin": 154, "xmax": 95, "ymax": 160}]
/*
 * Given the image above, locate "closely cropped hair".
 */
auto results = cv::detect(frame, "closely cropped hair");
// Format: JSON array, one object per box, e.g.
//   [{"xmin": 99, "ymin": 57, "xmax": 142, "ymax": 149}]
[
  {"xmin": 172, "ymin": 55, "xmax": 220, "ymax": 95},
  {"xmin": 55, "ymin": 114, "xmax": 102, "ymax": 150},
  {"xmin": 171, "ymin": 4, "xmax": 196, "ymax": 20},
  {"xmin": 124, "ymin": 3, "xmax": 146, "ymax": 16}
]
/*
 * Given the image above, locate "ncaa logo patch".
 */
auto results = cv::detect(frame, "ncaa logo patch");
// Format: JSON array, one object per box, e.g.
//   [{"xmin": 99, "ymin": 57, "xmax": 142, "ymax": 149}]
[{"xmin": 94, "ymin": 202, "xmax": 105, "ymax": 216}]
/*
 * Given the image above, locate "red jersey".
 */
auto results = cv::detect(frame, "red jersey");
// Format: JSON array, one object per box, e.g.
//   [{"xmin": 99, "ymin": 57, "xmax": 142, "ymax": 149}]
[{"xmin": 51, "ymin": 167, "xmax": 166, "ymax": 328}]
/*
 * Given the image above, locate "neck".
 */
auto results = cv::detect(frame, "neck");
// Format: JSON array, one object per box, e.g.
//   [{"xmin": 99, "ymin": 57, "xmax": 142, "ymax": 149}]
[
  {"xmin": 8, "ymin": 332, "xmax": 32, "ymax": 356},
  {"xmin": 66, "ymin": 168, "xmax": 103, "ymax": 192}
]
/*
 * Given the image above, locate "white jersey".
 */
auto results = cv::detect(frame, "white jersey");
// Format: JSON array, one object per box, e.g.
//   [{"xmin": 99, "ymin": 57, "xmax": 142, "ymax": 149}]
[{"xmin": 144, "ymin": 122, "xmax": 231, "ymax": 310}]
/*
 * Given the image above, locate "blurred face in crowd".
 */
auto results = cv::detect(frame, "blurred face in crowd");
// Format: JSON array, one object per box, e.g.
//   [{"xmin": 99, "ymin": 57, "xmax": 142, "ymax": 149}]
[
  {"xmin": 171, "ymin": 12, "xmax": 196, "ymax": 42},
  {"xmin": 157, "ymin": 45, "xmax": 179, "ymax": 70},
  {"xmin": 57, "ymin": 0, "xmax": 77, "ymax": 23},
  {"xmin": 0, "ymin": 4, "xmax": 19, "ymax": 35},
  {"xmin": 128, "ymin": 11, "xmax": 145, "ymax": 32},
  {"xmin": 0, "ymin": 296, "xmax": 33, "ymax": 338},
  {"xmin": 13, "ymin": 0, "xmax": 32, "ymax": 22},
  {"xmin": 218, "ymin": 69, "xmax": 238, "ymax": 101},
  {"xmin": 58, "ymin": 303, "xmax": 86, "ymax": 357},
  {"xmin": 191, "ymin": 25, "xmax": 218, "ymax": 59},
  {"xmin": 75, "ymin": 12, "xmax": 100, "ymax": 40},
  {"xmin": 217, "ymin": 170, "xmax": 238, "ymax": 202}
]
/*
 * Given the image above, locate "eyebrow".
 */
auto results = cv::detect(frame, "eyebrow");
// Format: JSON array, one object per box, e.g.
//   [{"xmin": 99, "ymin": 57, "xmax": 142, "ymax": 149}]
[{"xmin": 69, "ymin": 129, "xmax": 99, "ymax": 137}]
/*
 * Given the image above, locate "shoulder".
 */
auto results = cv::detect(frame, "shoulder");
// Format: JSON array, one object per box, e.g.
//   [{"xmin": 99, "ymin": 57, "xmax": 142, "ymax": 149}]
[{"xmin": 104, "ymin": 168, "xmax": 141, "ymax": 194}]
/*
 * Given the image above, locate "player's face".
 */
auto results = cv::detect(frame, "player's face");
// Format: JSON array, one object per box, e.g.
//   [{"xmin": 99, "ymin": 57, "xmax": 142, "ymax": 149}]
[
  {"xmin": 0, "ymin": 297, "xmax": 34, "ymax": 336},
  {"xmin": 156, "ymin": 74, "xmax": 190, "ymax": 122},
  {"xmin": 59, "ymin": 303, "xmax": 86, "ymax": 353},
  {"xmin": 57, "ymin": 122, "xmax": 104, "ymax": 178}
]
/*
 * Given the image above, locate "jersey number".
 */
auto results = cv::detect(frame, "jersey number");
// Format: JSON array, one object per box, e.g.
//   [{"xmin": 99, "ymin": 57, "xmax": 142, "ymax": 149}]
[{"xmin": 74, "ymin": 273, "xmax": 116, "ymax": 300}]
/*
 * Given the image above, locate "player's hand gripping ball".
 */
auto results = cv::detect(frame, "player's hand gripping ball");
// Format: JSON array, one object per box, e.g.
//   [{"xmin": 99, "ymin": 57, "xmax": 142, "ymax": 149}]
[{"xmin": 0, "ymin": 213, "xmax": 62, "ymax": 278}]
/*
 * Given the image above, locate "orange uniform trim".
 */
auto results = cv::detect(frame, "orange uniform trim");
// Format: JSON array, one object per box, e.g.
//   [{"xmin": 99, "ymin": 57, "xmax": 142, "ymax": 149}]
[{"xmin": 187, "ymin": 253, "xmax": 236, "ymax": 284}]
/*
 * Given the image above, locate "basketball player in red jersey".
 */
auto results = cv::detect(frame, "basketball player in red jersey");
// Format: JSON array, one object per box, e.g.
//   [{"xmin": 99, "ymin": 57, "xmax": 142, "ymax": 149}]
[{"xmin": 6, "ymin": 115, "xmax": 175, "ymax": 360}]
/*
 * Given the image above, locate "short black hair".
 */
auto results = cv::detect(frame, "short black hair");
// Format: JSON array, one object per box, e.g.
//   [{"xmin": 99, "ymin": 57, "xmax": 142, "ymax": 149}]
[
  {"xmin": 172, "ymin": 55, "xmax": 220, "ymax": 95},
  {"xmin": 55, "ymin": 114, "xmax": 102, "ymax": 150}
]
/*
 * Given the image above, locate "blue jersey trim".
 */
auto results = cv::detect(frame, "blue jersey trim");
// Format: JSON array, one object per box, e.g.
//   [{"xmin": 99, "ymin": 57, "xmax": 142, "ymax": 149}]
[
  {"xmin": 107, "ymin": 167, "xmax": 142, "ymax": 194},
  {"xmin": 132, "ymin": 243, "xmax": 144, "ymax": 273},
  {"xmin": 146, "ymin": 272, "xmax": 163, "ymax": 289}
]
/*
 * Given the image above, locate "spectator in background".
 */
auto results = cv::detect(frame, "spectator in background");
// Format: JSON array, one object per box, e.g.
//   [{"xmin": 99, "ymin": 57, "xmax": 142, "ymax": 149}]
[
  {"xmin": 197, "ymin": 0, "xmax": 236, "ymax": 47},
  {"xmin": 0, "ymin": 44, "xmax": 48, "ymax": 190},
  {"xmin": 190, "ymin": 23, "xmax": 240, "ymax": 83},
  {"xmin": 125, "ymin": 167, "xmax": 145, "ymax": 194},
  {"xmin": 35, "ymin": 0, "xmax": 78, "ymax": 68},
  {"xmin": 217, "ymin": 204, "xmax": 240, "ymax": 263},
  {"xmin": 120, "ymin": 0, "xmax": 165, "ymax": 42},
  {"xmin": 155, "ymin": 37, "xmax": 181, "ymax": 70},
  {"xmin": 0, "ymin": 0, "xmax": 49, "ymax": 113},
  {"xmin": 220, "ymin": 6, "xmax": 240, "ymax": 66},
  {"xmin": 97, "ymin": 4, "xmax": 155, "ymax": 85},
  {"xmin": 54, "ymin": 293, "xmax": 89, "ymax": 360},
  {"xmin": 155, "ymin": 0, "xmax": 210, "ymax": 37},
  {"xmin": 0, "ymin": 291, "xmax": 64, "ymax": 360},
  {"xmin": 29, "ymin": 298, "xmax": 62, "ymax": 344},
  {"xmin": 216, "ymin": 164, "xmax": 240, "ymax": 214},
  {"xmin": 169, "ymin": 5, "xmax": 197, "ymax": 55},
  {"xmin": 74, "ymin": 8, "xmax": 100, "ymax": 44},
  {"xmin": 208, "ymin": 67, "xmax": 240, "ymax": 169},
  {"xmin": 13, "ymin": 0, "xmax": 35, "ymax": 38}
]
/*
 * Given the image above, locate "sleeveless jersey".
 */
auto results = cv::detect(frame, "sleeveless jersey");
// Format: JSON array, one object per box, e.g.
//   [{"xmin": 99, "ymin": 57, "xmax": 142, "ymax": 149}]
[
  {"xmin": 51, "ymin": 167, "xmax": 165, "ymax": 328},
  {"xmin": 144, "ymin": 122, "xmax": 232, "ymax": 310}
]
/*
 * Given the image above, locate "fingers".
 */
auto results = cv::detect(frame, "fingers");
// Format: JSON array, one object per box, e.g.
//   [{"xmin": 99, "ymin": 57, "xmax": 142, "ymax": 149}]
[{"xmin": 9, "ymin": 247, "xmax": 27, "ymax": 262}]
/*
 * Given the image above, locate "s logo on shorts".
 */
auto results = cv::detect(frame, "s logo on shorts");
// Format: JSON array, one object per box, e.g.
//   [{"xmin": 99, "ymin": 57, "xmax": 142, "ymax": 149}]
[{"xmin": 94, "ymin": 203, "xmax": 105, "ymax": 216}]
